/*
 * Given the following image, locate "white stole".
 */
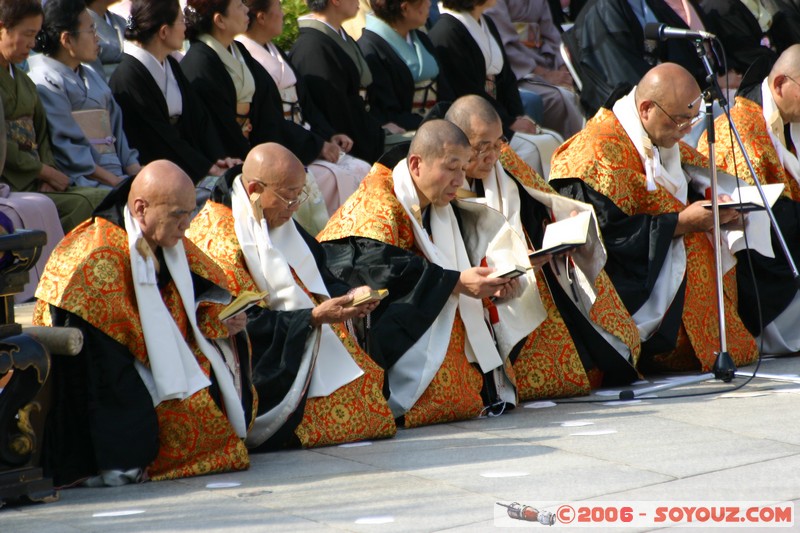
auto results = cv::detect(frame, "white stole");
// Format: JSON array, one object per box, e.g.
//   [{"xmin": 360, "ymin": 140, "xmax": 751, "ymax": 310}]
[
  {"xmin": 612, "ymin": 89, "xmax": 688, "ymax": 341},
  {"xmin": 230, "ymin": 176, "xmax": 363, "ymax": 398},
  {"xmin": 613, "ymin": 88, "xmax": 687, "ymax": 199},
  {"xmin": 393, "ymin": 160, "xmax": 502, "ymax": 372},
  {"xmin": 124, "ymin": 206, "xmax": 246, "ymax": 437}
]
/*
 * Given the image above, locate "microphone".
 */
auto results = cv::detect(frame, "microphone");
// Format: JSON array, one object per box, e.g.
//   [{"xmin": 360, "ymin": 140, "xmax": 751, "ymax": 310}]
[{"xmin": 644, "ymin": 22, "xmax": 715, "ymax": 41}]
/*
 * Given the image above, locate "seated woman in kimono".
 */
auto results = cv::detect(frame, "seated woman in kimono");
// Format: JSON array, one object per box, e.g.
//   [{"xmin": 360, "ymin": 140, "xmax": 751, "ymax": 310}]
[
  {"xmin": 358, "ymin": 0, "xmax": 454, "ymax": 132},
  {"xmin": 429, "ymin": 0, "xmax": 563, "ymax": 177},
  {"xmin": 109, "ymin": 0, "xmax": 239, "ymax": 185},
  {"xmin": 28, "ymin": 0, "xmax": 141, "ymax": 190},
  {"xmin": 181, "ymin": 0, "xmax": 346, "ymax": 233},
  {"xmin": 236, "ymin": 0, "xmax": 371, "ymax": 219},
  {"xmin": 0, "ymin": 0, "xmax": 108, "ymax": 233}
]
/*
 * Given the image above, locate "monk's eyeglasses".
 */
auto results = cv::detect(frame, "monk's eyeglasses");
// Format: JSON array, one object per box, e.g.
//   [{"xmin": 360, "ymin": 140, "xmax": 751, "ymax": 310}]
[
  {"xmin": 651, "ymin": 99, "xmax": 705, "ymax": 130},
  {"xmin": 250, "ymin": 178, "xmax": 310, "ymax": 209},
  {"xmin": 472, "ymin": 136, "xmax": 509, "ymax": 160}
]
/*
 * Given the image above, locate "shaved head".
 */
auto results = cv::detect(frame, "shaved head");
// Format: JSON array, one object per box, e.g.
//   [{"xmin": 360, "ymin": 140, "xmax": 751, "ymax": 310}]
[
  {"xmin": 242, "ymin": 143, "xmax": 307, "ymax": 228},
  {"xmin": 769, "ymin": 44, "xmax": 800, "ymax": 123},
  {"xmin": 129, "ymin": 160, "xmax": 196, "ymax": 248},
  {"xmin": 634, "ymin": 63, "xmax": 702, "ymax": 148},
  {"xmin": 769, "ymin": 44, "xmax": 800, "ymax": 85},
  {"xmin": 636, "ymin": 63, "xmax": 699, "ymax": 109},
  {"xmin": 242, "ymin": 142, "xmax": 306, "ymax": 189},
  {"xmin": 407, "ymin": 120, "xmax": 472, "ymax": 208},
  {"xmin": 445, "ymin": 95, "xmax": 501, "ymax": 137},
  {"xmin": 409, "ymin": 119, "xmax": 471, "ymax": 161}
]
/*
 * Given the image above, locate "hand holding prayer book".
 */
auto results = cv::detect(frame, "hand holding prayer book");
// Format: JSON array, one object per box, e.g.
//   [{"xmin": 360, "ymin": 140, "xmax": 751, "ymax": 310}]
[
  {"xmin": 219, "ymin": 290, "xmax": 269, "ymax": 321},
  {"xmin": 701, "ymin": 183, "xmax": 785, "ymax": 213},
  {"xmin": 346, "ymin": 288, "xmax": 389, "ymax": 307},
  {"xmin": 487, "ymin": 265, "xmax": 529, "ymax": 279},
  {"xmin": 528, "ymin": 210, "xmax": 591, "ymax": 259}
]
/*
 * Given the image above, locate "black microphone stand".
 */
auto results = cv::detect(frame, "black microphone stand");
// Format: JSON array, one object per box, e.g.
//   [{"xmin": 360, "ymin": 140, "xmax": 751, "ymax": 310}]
[{"xmin": 619, "ymin": 38, "xmax": 800, "ymax": 400}]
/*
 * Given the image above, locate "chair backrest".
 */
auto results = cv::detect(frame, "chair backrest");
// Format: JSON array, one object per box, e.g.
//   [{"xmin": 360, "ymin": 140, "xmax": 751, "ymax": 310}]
[{"xmin": 559, "ymin": 40, "xmax": 583, "ymax": 93}]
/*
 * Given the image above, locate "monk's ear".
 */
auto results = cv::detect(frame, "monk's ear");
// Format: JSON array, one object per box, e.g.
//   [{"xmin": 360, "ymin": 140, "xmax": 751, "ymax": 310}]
[
  {"xmin": 638, "ymin": 99, "xmax": 654, "ymax": 120},
  {"xmin": 774, "ymin": 75, "xmax": 787, "ymax": 98},
  {"xmin": 407, "ymin": 153, "xmax": 423, "ymax": 178},
  {"xmin": 132, "ymin": 198, "xmax": 147, "ymax": 219},
  {"xmin": 244, "ymin": 179, "xmax": 261, "ymax": 197}
]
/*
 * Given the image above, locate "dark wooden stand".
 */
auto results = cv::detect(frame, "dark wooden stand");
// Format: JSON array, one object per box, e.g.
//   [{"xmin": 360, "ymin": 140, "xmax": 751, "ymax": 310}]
[{"xmin": 0, "ymin": 229, "xmax": 58, "ymax": 507}]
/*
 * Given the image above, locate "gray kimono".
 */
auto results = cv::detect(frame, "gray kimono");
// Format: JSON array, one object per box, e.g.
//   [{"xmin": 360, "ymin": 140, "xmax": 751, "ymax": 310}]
[{"xmin": 27, "ymin": 54, "xmax": 138, "ymax": 189}]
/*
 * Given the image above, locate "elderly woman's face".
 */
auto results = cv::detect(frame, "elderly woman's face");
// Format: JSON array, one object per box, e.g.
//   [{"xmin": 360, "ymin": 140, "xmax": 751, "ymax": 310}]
[{"xmin": 0, "ymin": 14, "xmax": 42, "ymax": 66}]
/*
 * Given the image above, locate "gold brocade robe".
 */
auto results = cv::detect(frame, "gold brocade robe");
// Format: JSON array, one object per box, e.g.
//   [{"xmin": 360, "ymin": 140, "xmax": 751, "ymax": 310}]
[
  {"xmin": 34, "ymin": 217, "xmax": 250, "ymax": 481},
  {"xmin": 187, "ymin": 200, "xmax": 397, "ymax": 445},
  {"xmin": 317, "ymin": 164, "xmax": 486, "ymax": 426},
  {"xmin": 698, "ymin": 96, "xmax": 800, "ymax": 202},
  {"xmin": 549, "ymin": 108, "xmax": 758, "ymax": 371},
  {"xmin": 499, "ymin": 146, "xmax": 641, "ymax": 397}
]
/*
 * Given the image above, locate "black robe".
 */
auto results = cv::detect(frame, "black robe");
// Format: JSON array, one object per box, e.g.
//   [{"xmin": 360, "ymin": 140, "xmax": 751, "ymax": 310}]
[
  {"xmin": 43, "ymin": 182, "xmax": 253, "ymax": 485},
  {"xmin": 563, "ymin": 0, "xmax": 725, "ymax": 116},
  {"xmin": 181, "ymin": 40, "xmax": 324, "ymax": 164},
  {"xmin": 428, "ymin": 13, "xmax": 524, "ymax": 139},
  {"xmin": 769, "ymin": 0, "xmax": 800, "ymax": 54},
  {"xmin": 551, "ymin": 177, "xmax": 688, "ymax": 359},
  {"xmin": 269, "ymin": 45, "xmax": 337, "ymax": 142},
  {"xmin": 322, "ymin": 204, "xmax": 515, "ymax": 410},
  {"xmin": 289, "ymin": 27, "xmax": 386, "ymax": 163},
  {"xmin": 698, "ymin": 0, "xmax": 776, "ymax": 75},
  {"xmin": 109, "ymin": 54, "xmax": 225, "ymax": 184},
  {"xmin": 358, "ymin": 29, "xmax": 454, "ymax": 132}
]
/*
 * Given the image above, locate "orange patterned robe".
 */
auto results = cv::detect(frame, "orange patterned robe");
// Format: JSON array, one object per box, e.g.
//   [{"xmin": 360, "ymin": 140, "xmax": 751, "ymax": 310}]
[
  {"xmin": 34, "ymin": 217, "xmax": 251, "ymax": 482},
  {"xmin": 697, "ymin": 93, "xmax": 800, "ymax": 339},
  {"xmin": 698, "ymin": 96, "xmax": 800, "ymax": 202},
  {"xmin": 188, "ymin": 201, "xmax": 397, "ymax": 446},
  {"xmin": 499, "ymin": 147, "xmax": 641, "ymax": 397},
  {"xmin": 549, "ymin": 108, "xmax": 757, "ymax": 371},
  {"xmin": 317, "ymin": 164, "xmax": 486, "ymax": 426}
]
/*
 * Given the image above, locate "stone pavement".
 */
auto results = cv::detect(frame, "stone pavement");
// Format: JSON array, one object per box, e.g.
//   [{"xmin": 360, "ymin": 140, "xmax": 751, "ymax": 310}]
[{"xmin": 3, "ymin": 304, "xmax": 800, "ymax": 531}]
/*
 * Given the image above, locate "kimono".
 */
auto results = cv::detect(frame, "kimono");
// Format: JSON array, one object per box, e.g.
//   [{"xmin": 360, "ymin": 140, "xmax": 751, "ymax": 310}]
[
  {"xmin": 28, "ymin": 54, "xmax": 139, "ymax": 189},
  {"xmin": 0, "ymin": 64, "xmax": 107, "ymax": 233},
  {"xmin": 236, "ymin": 35, "xmax": 371, "ymax": 219},
  {"xmin": 473, "ymin": 146, "xmax": 641, "ymax": 392},
  {"xmin": 290, "ymin": 20, "xmax": 386, "ymax": 164},
  {"xmin": 358, "ymin": 17, "xmax": 454, "ymax": 131},
  {"xmin": 109, "ymin": 50, "xmax": 226, "ymax": 184},
  {"xmin": 319, "ymin": 162, "xmax": 549, "ymax": 424}
]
